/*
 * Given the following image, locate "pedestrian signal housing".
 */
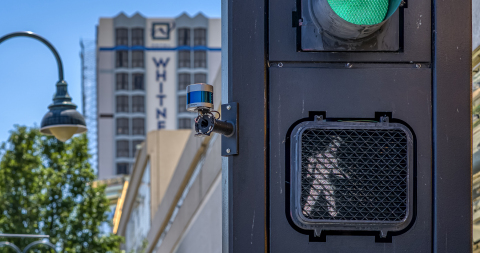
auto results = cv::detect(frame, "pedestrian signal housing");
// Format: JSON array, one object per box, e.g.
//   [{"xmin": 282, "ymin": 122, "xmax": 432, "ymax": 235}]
[{"xmin": 290, "ymin": 117, "xmax": 414, "ymax": 238}]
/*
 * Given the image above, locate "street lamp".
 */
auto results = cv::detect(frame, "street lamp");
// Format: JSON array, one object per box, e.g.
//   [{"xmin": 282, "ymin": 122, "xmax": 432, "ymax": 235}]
[{"xmin": 0, "ymin": 31, "xmax": 86, "ymax": 142}]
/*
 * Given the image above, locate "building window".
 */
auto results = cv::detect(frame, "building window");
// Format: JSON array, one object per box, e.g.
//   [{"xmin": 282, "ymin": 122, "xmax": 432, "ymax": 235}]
[
  {"xmin": 194, "ymin": 73, "xmax": 207, "ymax": 84},
  {"xmin": 133, "ymin": 73, "xmax": 144, "ymax": 90},
  {"xmin": 131, "ymin": 140, "xmax": 143, "ymax": 157},
  {"xmin": 178, "ymin": 28, "xmax": 191, "ymax": 46},
  {"xmin": 178, "ymin": 118, "xmax": 192, "ymax": 129},
  {"xmin": 116, "ymin": 73, "xmax": 128, "ymax": 90},
  {"xmin": 116, "ymin": 28, "xmax": 128, "ymax": 46},
  {"xmin": 132, "ymin": 118, "xmax": 145, "ymax": 135},
  {"xmin": 116, "ymin": 51, "xmax": 128, "ymax": 68},
  {"xmin": 116, "ymin": 118, "xmax": 129, "ymax": 135},
  {"xmin": 194, "ymin": 51, "xmax": 206, "ymax": 68},
  {"xmin": 178, "ymin": 51, "xmax": 191, "ymax": 68},
  {"xmin": 116, "ymin": 140, "xmax": 129, "ymax": 158},
  {"xmin": 178, "ymin": 73, "xmax": 191, "ymax": 91},
  {"xmin": 194, "ymin": 28, "xmax": 207, "ymax": 46},
  {"xmin": 178, "ymin": 95, "xmax": 187, "ymax": 113},
  {"xmin": 132, "ymin": 51, "xmax": 144, "ymax": 68},
  {"xmin": 116, "ymin": 163, "xmax": 129, "ymax": 175},
  {"xmin": 132, "ymin": 28, "xmax": 144, "ymax": 46},
  {"xmin": 132, "ymin": 95, "xmax": 145, "ymax": 113},
  {"xmin": 116, "ymin": 95, "xmax": 129, "ymax": 113}
]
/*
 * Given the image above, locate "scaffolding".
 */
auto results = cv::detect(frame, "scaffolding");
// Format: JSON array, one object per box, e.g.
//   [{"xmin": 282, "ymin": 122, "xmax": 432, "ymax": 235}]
[{"xmin": 80, "ymin": 39, "xmax": 97, "ymax": 174}]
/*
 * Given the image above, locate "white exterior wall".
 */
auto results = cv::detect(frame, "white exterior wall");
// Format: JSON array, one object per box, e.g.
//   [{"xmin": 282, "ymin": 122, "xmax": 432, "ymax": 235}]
[
  {"xmin": 97, "ymin": 54, "xmax": 115, "ymax": 113},
  {"xmin": 125, "ymin": 163, "xmax": 151, "ymax": 252},
  {"xmin": 98, "ymin": 118, "xmax": 115, "ymax": 179},
  {"xmin": 150, "ymin": 136, "xmax": 221, "ymax": 253},
  {"xmin": 207, "ymin": 19, "xmax": 222, "ymax": 89},
  {"xmin": 208, "ymin": 19, "xmax": 221, "ymax": 48},
  {"xmin": 207, "ymin": 52, "xmax": 221, "ymax": 86},
  {"xmin": 98, "ymin": 18, "xmax": 114, "ymax": 47},
  {"xmin": 474, "ymin": 0, "xmax": 480, "ymax": 50},
  {"xmin": 97, "ymin": 18, "xmax": 116, "ymax": 179},
  {"xmin": 174, "ymin": 177, "xmax": 222, "ymax": 253}
]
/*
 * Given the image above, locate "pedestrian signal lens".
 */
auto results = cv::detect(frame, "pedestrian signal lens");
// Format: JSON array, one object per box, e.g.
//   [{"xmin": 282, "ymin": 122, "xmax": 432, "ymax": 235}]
[{"xmin": 290, "ymin": 120, "xmax": 414, "ymax": 237}]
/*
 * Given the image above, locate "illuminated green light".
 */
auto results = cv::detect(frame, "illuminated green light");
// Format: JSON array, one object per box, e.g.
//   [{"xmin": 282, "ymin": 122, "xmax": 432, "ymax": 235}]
[{"xmin": 327, "ymin": 0, "xmax": 389, "ymax": 25}]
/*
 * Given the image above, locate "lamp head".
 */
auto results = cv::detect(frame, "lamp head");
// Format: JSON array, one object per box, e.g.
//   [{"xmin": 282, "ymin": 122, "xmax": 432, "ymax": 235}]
[{"xmin": 40, "ymin": 80, "xmax": 87, "ymax": 142}]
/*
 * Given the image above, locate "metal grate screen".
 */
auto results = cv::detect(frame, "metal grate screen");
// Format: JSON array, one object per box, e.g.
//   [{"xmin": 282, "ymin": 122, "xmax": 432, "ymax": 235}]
[
  {"xmin": 291, "ymin": 121, "xmax": 413, "ymax": 236},
  {"xmin": 301, "ymin": 128, "xmax": 408, "ymax": 221}
]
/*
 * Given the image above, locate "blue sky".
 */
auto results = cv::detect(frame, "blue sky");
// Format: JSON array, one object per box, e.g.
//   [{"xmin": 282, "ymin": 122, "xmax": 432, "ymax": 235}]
[{"xmin": 0, "ymin": 0, "xmax": 220, "ymax": 144}]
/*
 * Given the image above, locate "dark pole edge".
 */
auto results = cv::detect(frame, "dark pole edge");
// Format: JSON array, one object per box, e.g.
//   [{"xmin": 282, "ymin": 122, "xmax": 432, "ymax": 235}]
[{"xmin": 0, "ymin": 31, "xmax": 64, "ymax": 82}]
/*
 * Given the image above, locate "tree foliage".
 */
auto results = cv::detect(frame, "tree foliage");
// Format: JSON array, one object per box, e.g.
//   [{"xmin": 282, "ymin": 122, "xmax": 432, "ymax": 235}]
[{"xmin": 0, "ymin": 126, "xmax": 123, "ymax": 252}]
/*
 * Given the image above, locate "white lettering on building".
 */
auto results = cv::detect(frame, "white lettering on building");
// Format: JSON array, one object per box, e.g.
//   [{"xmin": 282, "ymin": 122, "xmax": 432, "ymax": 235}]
[{"xmin": 153, "ymin": 57, "xmax": 170, "ymax": 129}]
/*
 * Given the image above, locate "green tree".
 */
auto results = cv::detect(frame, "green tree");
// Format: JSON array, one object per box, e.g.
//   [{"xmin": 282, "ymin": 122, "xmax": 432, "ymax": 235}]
[{"xmin": 0, "ymin": 126, "xmax": 123, "ymax": 252}]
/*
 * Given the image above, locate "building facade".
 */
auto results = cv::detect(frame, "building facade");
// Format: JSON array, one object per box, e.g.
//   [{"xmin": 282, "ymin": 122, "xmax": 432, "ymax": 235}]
[
  {"xmin": 115, "ymin": 57, "xmax": 222, "ymax": 252},
  {"xmin": 474, "ymin": 2, "xmax": 480, "ymax": 250},
  {"xmin": 473, "ymin": 44, "xmax": 480, "ymax": 252},
  {"xmin": 115, "ymin": 125, "xmax": 222, "ymax": 253},
  {"xmin": 96, "ymin": 12, "xmax": 221, "ymax": 180}
]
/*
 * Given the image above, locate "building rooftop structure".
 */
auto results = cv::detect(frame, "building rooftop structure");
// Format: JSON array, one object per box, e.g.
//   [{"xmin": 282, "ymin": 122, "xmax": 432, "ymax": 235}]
[{"xmin": 96, "ymin": 12, "xmax": 221, "ymax": 180}]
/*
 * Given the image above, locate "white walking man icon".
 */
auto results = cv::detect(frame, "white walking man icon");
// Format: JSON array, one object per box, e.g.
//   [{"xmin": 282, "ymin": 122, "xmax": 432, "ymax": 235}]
[{"xmin": 303, "ymin": 137, "xmax": 350, "ymax": 218}]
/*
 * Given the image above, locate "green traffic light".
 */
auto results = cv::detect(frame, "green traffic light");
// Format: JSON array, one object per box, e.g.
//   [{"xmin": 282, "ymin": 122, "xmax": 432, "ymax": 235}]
[{"xmin": 327, "ymin": 0, "xmax": 389, "ymax": 25}]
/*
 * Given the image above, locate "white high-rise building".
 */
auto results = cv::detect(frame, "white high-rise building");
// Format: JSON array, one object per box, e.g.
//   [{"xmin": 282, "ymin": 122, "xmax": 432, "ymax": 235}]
[{"xmin": 96, "ymin": 12, "xmax": 221, "ymax": 180}]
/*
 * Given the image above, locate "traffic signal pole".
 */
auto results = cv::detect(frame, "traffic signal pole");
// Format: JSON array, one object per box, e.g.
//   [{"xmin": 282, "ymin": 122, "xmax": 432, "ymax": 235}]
[
  {"xmin": 221, "ymin": 0, "xmax": 268, "ymax": 251},
  {"xmin": 222, "ymin": 0, "xmax": 472, "ymax": 252},
  {"xmin": 433, "ymin": 0, "xmax": 472, "ymax": 251}
]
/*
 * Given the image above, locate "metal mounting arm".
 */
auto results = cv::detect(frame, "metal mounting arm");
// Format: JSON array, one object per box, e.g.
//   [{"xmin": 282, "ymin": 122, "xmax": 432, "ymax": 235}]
[
  {"xmin": 192, "ymin": 102, "xmax": 239, "ymax": 156},
  {"xmin": 195, "ymin": 114, "xmax": 235, "ymax": 137}
]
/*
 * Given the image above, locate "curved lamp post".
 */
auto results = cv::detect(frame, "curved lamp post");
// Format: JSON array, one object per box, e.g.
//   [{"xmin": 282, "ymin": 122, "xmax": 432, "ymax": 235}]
[
  {"xmin": 0, "ymin": 31, "xmax": 86, "ymax": 142},
  {"xmin": 0, "ymin": 234, "xmax": 57, "ymax": 252}
]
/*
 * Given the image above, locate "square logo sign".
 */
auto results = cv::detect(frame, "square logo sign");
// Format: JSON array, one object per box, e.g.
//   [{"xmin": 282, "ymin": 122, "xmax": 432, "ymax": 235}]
[{"xmin": 152, "ymin": 23, "xmax": 171, "ymax": 40}]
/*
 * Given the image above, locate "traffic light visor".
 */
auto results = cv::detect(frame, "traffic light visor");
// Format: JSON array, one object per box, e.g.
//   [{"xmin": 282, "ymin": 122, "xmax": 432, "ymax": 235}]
[{"xmin": 328, "ymin": 0, "xmax": 389, "ymax": 25}]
